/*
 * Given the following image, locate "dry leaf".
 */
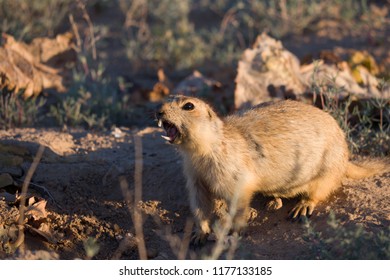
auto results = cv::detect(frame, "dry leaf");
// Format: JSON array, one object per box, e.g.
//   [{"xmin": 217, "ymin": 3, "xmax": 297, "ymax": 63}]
[
  {"xmin": 28, "ymin": 32, "xmax": 76, "ymax": 68},
  {"xmin": 0, "ymin": 225, "xmax": 7, "ymax": 239},
  {"xmin": 4, "ymin": 224, "xmax": 18, "ymax": 242},
  {"xmin": 25, "ymin": 198, "xmax": 47, "ymax": 220},
  {"xmin": 148, "ymin": 69, "xmax": 173, "ymax": 102},
  {"xmin": 349, "ymin": 51, "xmax": 380, "ymax": 76},
  {"xmin": 25, "ymin": 223, "xmax": 57, "ymax": 244},
  {"xmin": 0, "ymin": 33, "xmax": 75, "ymax": 98}
]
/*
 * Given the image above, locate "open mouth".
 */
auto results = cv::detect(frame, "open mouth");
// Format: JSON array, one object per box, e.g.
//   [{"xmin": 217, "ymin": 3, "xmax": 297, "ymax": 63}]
[{"xmin": 158, "ymin": 119, "xmax": 179, "ymax": 143}]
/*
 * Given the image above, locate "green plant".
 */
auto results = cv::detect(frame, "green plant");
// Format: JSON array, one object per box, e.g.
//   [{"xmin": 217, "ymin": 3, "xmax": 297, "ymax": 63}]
[
  {"xmin": 303, "ymin": 212, "xmax": 390, "ymax": 259},
  {"xmin": 49, "ymin": 61, "xmax": 130, "ymax": 129},
  {"xmin": 309, "ymin": 65, "xmax": 390, "ymax": 157},
  {"xmin": 83, "ymin": 237, "xmax": 100, "ymax": 259},
  {"xmin": 121, "ymin": 0, "xmax": 381, "ymax": 71},
  {"xmin": 122, "ymin": 0, "xmax": 213, "ymax": 70},
  {"xmin": 0, "ymin": 0, "xmax": 75, "ymax": 41},
  {"xmin": 349, "ymin": 95, "xmax": 390, "ymax": 156},
  {"xmin": 0, "ymin": 88, "xmax": 46, "ymax": 129},
  {"xmin": 49, "ymin": 1, "xmax": 131, "ymax": 130}
]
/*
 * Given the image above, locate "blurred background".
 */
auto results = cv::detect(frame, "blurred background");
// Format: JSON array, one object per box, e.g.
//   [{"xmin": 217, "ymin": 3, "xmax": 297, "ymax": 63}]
[{"xmin": 0, "ymin": 0, "xmax": 389, "ymax": 130}]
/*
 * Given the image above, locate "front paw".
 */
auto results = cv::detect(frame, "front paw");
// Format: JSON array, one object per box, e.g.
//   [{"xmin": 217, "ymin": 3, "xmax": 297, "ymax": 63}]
[
  {"xmin": 190, "ymin": 230, "xmax": 209, "ymax": 248},
  {"xmin": 266, "ymin": 197, "xmax": 283, "ymax": 211}
]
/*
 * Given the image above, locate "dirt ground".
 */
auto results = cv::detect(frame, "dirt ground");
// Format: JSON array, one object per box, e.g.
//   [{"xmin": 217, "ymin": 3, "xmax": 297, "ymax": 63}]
[{"xmin": 0, "ymin": 126, "xmax": 389, "ymax": 259}]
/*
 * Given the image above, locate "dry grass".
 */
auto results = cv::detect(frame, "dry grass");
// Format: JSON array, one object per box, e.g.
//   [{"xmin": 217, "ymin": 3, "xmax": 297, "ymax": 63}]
[{"xmin": 6, "ymin": 145, "xmax": 45, "ymax": 253}]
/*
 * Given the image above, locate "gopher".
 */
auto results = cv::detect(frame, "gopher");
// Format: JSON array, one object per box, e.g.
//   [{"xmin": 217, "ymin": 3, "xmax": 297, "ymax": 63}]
[{"xmin": 157, "ymin": 95, "xmax": 389, "ymax": 245}]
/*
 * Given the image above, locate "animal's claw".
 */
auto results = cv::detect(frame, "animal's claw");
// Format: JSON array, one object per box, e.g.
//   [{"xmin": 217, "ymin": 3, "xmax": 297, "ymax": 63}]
[
  {"xmin": 190, "ymin": 231, "xmax": 209, "ymax": 248},
  {"xmin": 288, "ymin": 200, "xmax": 315, "ymax": 221},
  {"xmin": 266, "ymin": 197, "xmax": 283, "ymax": 211}
]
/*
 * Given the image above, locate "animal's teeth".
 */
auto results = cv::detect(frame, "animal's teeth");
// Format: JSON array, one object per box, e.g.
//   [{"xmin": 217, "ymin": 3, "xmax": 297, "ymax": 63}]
[
  {"xmin": 158, "ymin": 119, "xmax": 162, "ymax": 128},
  {"xmin": 161, "ymin": 135, "xmax": 171, "ymax": 141}
]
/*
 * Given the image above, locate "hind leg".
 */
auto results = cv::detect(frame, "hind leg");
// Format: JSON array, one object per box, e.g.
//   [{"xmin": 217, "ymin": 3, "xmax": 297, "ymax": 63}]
[
  {"xmin": 289, "ymin": 199, "xmax": 316, "ymax": 219},
  {"xmin": 289, "ymin": 173, "xmax": 342, "ymax": 219}
]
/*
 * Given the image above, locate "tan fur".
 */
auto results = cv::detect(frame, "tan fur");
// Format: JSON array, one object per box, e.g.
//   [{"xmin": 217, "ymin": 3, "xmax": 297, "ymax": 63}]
[
  {"xmin": 157, "ymin": 95, "xmax": 389, "ymax": 244},
  {"xmin": 346, "ymin": 160, "xmax": 390, "ymax": 179}
]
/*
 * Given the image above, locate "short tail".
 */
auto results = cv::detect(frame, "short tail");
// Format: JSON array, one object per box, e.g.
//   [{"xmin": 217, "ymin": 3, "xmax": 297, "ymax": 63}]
[{"xmin": 346, "ymin": 158, "xmax": 390, "ymax": 180}]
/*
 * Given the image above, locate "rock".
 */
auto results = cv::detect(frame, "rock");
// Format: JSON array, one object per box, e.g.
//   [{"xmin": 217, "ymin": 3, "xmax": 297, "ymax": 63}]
[
  {"xmin": 0, "ymin": 143, "xmax": 30, "ymax": 156},
  {"xmin": 235, "ymin": 33, "xmax": 307, "ymax": 109},
  {"xmin": 234, "ymin": 33, "xmax": 390, "ymax": 110},
  {"xmin": 174, "ymin": 70, "xmax": 222, "ymax": 96},
  {"xmin": 0, "ymin": 154, "xmax": 23, "ymax": 167},
  {"xmin": 0, "ymin": 173, "xmax": 14, "ymax": 188}
]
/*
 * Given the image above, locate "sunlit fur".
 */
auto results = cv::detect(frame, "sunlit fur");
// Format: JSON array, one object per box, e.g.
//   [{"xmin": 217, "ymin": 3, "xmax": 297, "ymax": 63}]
[{"xmin": 158, "ymin": 95, "xmax": 390, "ymax": 243}]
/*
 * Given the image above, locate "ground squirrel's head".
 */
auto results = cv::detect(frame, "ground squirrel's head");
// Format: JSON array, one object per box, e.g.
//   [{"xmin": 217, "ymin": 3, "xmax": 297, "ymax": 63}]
[{"xmin": 156, "ymin": 95, "xmax": 220, "ymax": 146}]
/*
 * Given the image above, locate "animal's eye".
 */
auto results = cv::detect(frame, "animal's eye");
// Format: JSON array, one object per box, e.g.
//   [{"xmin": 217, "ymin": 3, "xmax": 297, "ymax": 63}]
[{"xmin": 182, "ymin": 102, "xmax": 195, "ymax": 111}]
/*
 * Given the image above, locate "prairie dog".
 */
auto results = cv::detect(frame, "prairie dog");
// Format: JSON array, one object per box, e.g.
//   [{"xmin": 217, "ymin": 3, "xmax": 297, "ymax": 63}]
[{"xmin": 157, "ymin": 95, "xmax": 389, "ymax": 244}]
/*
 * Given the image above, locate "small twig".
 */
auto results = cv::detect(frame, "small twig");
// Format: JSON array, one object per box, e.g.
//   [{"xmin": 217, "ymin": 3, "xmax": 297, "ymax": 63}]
[
  {"xmin": 8, "ymin": 145, "xmax": 45, "ymax": 253},
  {"xmin": 119, "ymin": 176, "xmax": 147, "ymax": 260},
  {"xmin": 133, "ymin": 133, "xmax": 147, "ymax": 260},
  {"xmin": 77, "ymin": 0, "xmax": 97, "ymax": 60},
  {"xmin": 219, "ymin": 6, "xmax": 238, "ymax": 38},
  {"xmin": 178, "ymin": 219, "xmax": 193, "ymax": 260},
  {"xmin": 69, "ymin": 14, "xmax": 82, "ymax": 52},
  {"xmin": 226, "ymin": 234, "xmax": 240, "ymax": 260},
  {"xmin": 209, "ymin": 189, "xmax": 242, "ymax": 260},
  {"xmin": 118, "ymin": 134, "xmax": 147, "ymax": 260},
  {"xmin": 279, "ymin": 0, "xmax": 289, "ymax": 23}
]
